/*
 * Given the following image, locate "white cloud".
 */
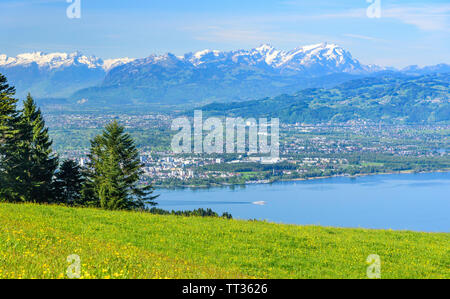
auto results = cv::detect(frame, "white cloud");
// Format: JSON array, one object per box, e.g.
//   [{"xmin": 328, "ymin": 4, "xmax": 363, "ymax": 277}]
[
  {"xmin": 277, "ymin": 2, "xmax": 450, "ymax": 32},
  {"xmin": 343, "ymin": 33, "xmax": 386, "ymax": 42},
  {"xmin": 382, "ymin": 4, "xmax": 450, "ymax": 32}
]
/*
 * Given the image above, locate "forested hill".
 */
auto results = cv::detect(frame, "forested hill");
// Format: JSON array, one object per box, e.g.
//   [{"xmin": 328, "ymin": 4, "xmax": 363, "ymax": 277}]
[{"xmin": 201, "ymin": 73, "xmax": 450, "ymax": 124}]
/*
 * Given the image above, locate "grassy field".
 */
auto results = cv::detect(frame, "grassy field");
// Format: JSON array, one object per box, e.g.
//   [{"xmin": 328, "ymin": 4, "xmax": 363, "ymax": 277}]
[{"xmin": 0, "ymin": 203, "xmax": 448, "ymax": 279}]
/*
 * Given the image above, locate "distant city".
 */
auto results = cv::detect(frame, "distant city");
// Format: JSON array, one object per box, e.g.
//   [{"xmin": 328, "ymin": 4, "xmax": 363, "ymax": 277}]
[{"xmin": 45, "ymin": 112, "xmax": 449, "ymax": 188}]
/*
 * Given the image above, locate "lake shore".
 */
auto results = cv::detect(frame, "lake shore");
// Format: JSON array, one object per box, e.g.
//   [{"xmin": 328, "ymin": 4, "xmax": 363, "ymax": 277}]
[
  {"xmin": 282, "ymin": 169, "xmax": 450, "ymax": 183},
  {"xmin": 155, "ymin": 168, "xmax": 450, "ymax": 190}
]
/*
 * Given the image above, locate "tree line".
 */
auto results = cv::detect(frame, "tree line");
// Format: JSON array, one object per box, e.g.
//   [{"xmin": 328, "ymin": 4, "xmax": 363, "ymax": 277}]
[{"xmin": 0, "ymin": 73, "xmax": 157, "ymax": 210}]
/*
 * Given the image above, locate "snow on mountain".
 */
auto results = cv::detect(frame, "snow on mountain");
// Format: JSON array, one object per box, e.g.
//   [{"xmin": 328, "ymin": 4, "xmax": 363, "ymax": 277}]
[
  {"xmin": 0, "ymin": 52, "xmax": 135, "ymax": 71},
  {"xmin": 102, "ymin": 57, "xmax": 136, "ymax": 71},
  {"xmin": 160, "ymin": 43, "xmax": 379, "ymax": 75},
  {"xmin": 187, "ymin": 49, "xmax": 224, "ymax": 66},
  {"xmin": 0, "ymin": 52, "xmax": 136, "ymax": 98},
  {"xmin": 76, "ymin": 43, "xmax": 387, "ymax": 105},
  {"xmin": 6, "ymin": 44, "xmax": 446, "ymax": 103},
  {"xmin": 0, "ymin": 43, "xmax": 380, "ymax": 75},
  {"xmin": 276, "ymin": 43, "xmax": 359, "ymax": 70}
]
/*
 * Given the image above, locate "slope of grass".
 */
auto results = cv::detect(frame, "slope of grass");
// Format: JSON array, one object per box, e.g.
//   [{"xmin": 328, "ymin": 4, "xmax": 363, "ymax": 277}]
[{"xmin": 0, "ymin": 203, "xmax": 448, "ymax": 279}]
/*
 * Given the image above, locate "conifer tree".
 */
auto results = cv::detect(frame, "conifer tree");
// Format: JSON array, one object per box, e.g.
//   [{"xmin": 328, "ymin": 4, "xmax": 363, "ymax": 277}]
[
  {"xmin": 53, "ymin": 159, "xmax": 84, "ymax": 205},
  {"xmin": 0, "ymin": 74, "xmax": 20, "ymax": 201},
  {"xmin": 0, "ymin": 74, "xmax": 18, "ymax": 140},
  {"xmin": 84, "ymin": 121, "xmax": 158, "ymax": 210},
  {"xmin": 9, "ymin": 94, "xmax": 59, "ymax": 202}
]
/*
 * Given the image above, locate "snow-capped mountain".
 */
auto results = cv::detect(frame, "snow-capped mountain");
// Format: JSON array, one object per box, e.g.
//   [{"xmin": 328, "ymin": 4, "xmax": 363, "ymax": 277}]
[
  {"xmin": 1, "ymin": 44, "xmax": 448, "ymax": 105},
  {"xmin": 132, "ymin": 43, "xmax": 378, "ymax": 75},
  {"xmin": 0, "ymin": 52, "xmax": 135, "ymax": 98},
  {"xmin": 184, "ymin": 43, "xmax": 368, "ymax": 73},
  {"xmin": 77, "ymin": 43, "xmax": 386, "ymax": 105},
  {"xmin": 0, "ymin": 51, "xmax": 134, "ymax": 71},
  {"xmin": 102, "ymin": 57, "xmax": 135, "ymax": 71}
]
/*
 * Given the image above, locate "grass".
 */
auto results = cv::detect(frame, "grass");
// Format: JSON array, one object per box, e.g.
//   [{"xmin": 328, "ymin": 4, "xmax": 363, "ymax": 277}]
[{"xmin": 0, "ymin": 203, "xmax": 449, "ymax": 279}]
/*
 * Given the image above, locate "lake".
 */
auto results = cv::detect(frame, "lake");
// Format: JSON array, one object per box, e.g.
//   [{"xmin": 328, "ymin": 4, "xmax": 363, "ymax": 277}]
[{"xmin": 156, "ymin": 172, "xmax": 450, "ymax": 233}]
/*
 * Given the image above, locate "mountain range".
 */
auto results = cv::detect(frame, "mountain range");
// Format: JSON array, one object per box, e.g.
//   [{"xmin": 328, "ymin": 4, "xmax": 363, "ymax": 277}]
[
  {"xmin": 0, "ymin": 43, "xmax": 449, "ymax": 106},
  {"xmin": 0, "ymin": 52, "xmax": 133, "ymax": 98}
]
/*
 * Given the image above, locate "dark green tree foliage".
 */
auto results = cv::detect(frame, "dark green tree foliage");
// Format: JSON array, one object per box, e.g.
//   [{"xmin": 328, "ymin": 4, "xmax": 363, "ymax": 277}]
[
  {"xmin": 53, "ymin": 159, "xmax": 84, "ymax": 205},
  {"xmin": 84, "ymin": 121, "xmax": 157, "ymax": 210},
  {"xmin": 0, "ymin": 74, "xmax": 20, "ymax": 200},
  {"xmin": 9, "ymin": 94, "xmax": 58, "ymax": 202},
  {"xmin": 0, "ymin": 74, "xmax": 18, "ymax": 141}
]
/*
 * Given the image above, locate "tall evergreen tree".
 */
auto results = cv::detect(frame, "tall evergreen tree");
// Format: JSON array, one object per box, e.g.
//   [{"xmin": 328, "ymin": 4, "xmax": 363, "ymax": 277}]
[
  {"xmin": 0, "ymin": 74, "xmax": 20, "ymax": 201},
  {"xmin": 84, "ymin": 121, "xmax": 158, "ymax": 210},
  {"xmin": 7, "ymin": 94, "xmax": 59, "ymax": 202},
  {"xmin": 53, "ymin": 159, "xmax": 84, "ymax": 205},
  {"xmin": 0, "ymin": 74, "xmax": 18, "ymax": 141}
]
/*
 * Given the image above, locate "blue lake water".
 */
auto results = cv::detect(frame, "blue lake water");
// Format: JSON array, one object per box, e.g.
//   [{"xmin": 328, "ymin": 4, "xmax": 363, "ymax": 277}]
[{"xmin": 156, "ymin": 172, "xmax": 450, "ymax": 233}]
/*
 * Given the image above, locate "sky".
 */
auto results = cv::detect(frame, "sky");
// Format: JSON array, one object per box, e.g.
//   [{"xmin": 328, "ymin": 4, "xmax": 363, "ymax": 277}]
[{"xmin": 0, "ymin": 0, "xmax": 449, "ymax": 68}]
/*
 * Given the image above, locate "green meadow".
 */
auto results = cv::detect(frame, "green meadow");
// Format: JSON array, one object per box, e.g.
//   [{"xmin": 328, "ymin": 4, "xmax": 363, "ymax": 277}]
[{"xmin": 0, "ymin": 203, "xmax": 448, "ymax": 279}]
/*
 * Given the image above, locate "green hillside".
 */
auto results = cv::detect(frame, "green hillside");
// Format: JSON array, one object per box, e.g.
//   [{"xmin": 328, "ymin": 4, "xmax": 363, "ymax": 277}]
[
  {"xmin": 0, "ymin": 203, "xmax": 448, "ymax": 279},
  {"xmin": 202, "ymin": 73, "xmax": 450, "ymax": 123}
]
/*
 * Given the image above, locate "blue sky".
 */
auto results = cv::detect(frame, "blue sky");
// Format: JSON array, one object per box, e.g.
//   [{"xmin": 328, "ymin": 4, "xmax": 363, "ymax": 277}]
[{"xmin": 0, "ymin": 0, "xmax": 448, "ymax": 67}]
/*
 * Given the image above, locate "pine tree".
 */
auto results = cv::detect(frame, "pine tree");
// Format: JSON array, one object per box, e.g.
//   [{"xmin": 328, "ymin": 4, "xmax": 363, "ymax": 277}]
[
  {"xmin": 0, "ymin": 74, "xmax": 18, "ymax": 141},
  {"xmin": 8, "ymin": 94, "xmax": 59, "ymax": 202},
  {"xmin": 84, "ymin": 121, "xmax": 158, "ymax": 210},
  {"xmin": 0, "ymin": 73, "xmax": 20, "ymax": 201},
  {"xmin": 53, "ymin": 159, "xmax": 84, "ymax": 205}
]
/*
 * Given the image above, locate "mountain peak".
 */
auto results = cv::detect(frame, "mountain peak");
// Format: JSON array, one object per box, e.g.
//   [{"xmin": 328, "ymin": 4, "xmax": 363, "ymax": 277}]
[
  {"xmin": 128, "ymin": 43, "xmax": 370, "ymax": 74},
  {"xmin": 255, "ymin": 44, "xmax": 275, "ymax": 52},
  {"xmin": 103, "ymin": 57, "xmax": 135, "ymax": 71},
  {"xmin": 1, "ymin": 43, "xmax": 363, "ymax": 73},
  {"xmin": 0, "ymin": 51, "xmax": 134, "ymax": 71}
]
